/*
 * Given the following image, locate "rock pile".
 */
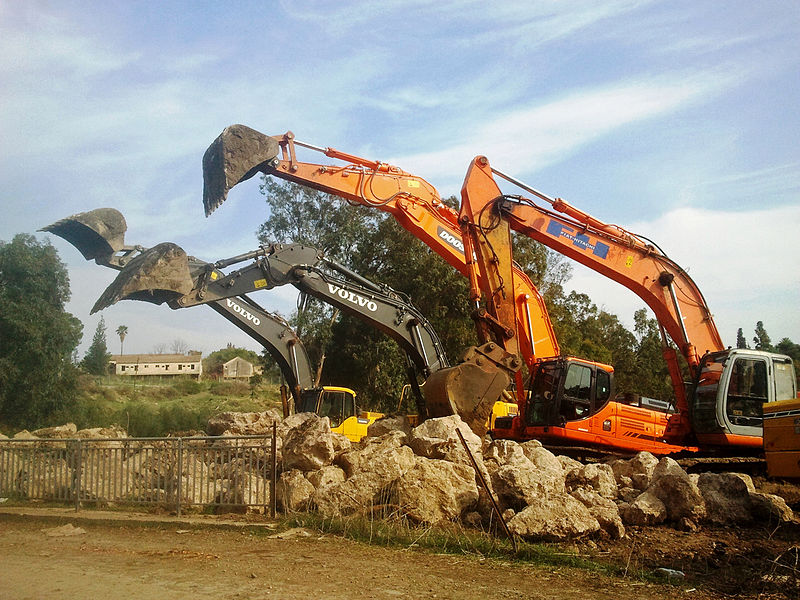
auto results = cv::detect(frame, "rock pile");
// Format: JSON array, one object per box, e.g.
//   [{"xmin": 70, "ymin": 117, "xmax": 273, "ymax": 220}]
[
  {"xmin": 3, "ymin": 412, "xmax": 795, "ymax": 541},
  {"xmin": 257, "ymin": 412, "xmax": 796, "ymax": 541}
]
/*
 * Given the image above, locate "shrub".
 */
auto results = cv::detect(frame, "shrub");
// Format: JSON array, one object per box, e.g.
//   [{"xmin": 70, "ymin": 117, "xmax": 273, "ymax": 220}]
[
  {"xmin": 171, "ymin": 377, "xmax": 202, "ymax": 395},
  {"xmin": 209, "ymin": 381, "xmax": 250, "ymax": 397}
]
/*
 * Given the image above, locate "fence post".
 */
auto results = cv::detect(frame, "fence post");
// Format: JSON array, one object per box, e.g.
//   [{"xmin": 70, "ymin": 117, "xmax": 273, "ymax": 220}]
[
  {"xmin": 176, "ymin": 438, "xmax": 183, "ymax": 517},
  {"xmin": 270, "ymin": 422, "xmax": 277, "ymax": 519},
  {"xmin": 73, "ymin": 439, "xmax": 82, "ymax": 513}
]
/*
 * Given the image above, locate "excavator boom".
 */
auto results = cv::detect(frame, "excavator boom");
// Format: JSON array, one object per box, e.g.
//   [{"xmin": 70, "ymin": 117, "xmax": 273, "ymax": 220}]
[{"xmin": 201, "ymin": 125, "xmax": 560, "ymax": 374}]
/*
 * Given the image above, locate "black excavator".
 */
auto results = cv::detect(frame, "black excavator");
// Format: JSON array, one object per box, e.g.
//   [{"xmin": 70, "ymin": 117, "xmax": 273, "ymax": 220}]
[{"xmin": 43, "ymin": 208, "xmax": 516, "ymax": 436}]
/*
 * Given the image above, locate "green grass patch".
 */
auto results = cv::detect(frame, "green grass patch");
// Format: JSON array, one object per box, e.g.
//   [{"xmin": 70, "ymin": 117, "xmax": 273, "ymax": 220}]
[
  {"xmin": 42, "ymin": 376, "xmax": 283, "ymax": 436},
  {"xmin": 274, "ymin": 512, "xmax": 621, "ymax": 576}
]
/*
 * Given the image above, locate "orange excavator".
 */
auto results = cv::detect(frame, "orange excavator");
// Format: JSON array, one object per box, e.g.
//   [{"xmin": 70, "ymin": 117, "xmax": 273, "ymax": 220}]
[
  {"xmin": 457, "ymin": 155, "xmax": 797, "ymax": 453},
  {"xmin": 200, "ymin": 125, "xmax": 797, "ymax": 454}
]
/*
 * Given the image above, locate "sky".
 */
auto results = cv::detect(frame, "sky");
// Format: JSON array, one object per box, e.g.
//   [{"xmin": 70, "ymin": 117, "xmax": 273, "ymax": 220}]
[{"xmin": 1, "ymin": 0, "xmax": 798, "ymax": 359}]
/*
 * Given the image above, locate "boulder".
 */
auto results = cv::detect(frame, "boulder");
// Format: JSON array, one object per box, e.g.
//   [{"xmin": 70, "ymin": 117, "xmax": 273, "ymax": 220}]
[
  {"xmin": 76, "ymin": 425, "xmax": 128, "ymax": 439},
  {"xmin": 483, "ymin": 439, "xmax": 528, "ymax": 466},
  {"xmin": 336, "ymin": 431, "xmax": 409, "ymax": 477},
  {"xmin": 306, "ymin": 465, "xmax": 346, "ymax": 489},
  {"xmin": 697, "ymin": 472, "xmax": 755, "ymax": 524},
  {"xmin": 557, "ymin": 455, "xmax": 584, "ymax": 477},
  {"xmin": 311, "ymin": 472, "xmax": 382, "ymax": 517},
  {"xmin": 32, "ymin": 423, "xmax": 77, "ymax": 438},
  {"xmin": 750, "ymin": 493, "xmax": 795, "ymax": 524},
  {"xmin": 331, "ymin": 433, "xmax": 351, "ymax": 455},
  {"xmin": 206, "ymin": 410, "xmax": 282, "ymax": 436},
  {"xmin": 508, "ymin": 493, "xmax": 600, "ymax": 541},
  {"xmin": 489, "ymin": 456, "xmax": 565, "ymax": 511},
  {"xmin": 610, "ymin": 451, "xmax": 659, "ymax": 490},
  {"xmin": 566, "ymin": 463, "xmax": 618, "ymax": 499},
  {"xmin": 315, "ymin": 436, "xmax": 416, "ymax": 517},
  {"xmin": 277, "ymin": 469, "xmax": 315, "ymax": 512},
  {"xmin": 390, "ymin": 456, "xmax": 479, "ymax": 523},
  {"xmin": 621, "ymin": 490, "xmax": 667, "ymax": 526},
  {"xmin": 521, "ymin": 444, "xmax": 564, "ymax": 476},
  {"xmin": 406, "ymin": 415, "xmax": 482, "ymax": 466},
  {"xmin": 13, "ymin": 430, "xmax": 37, "ymax": 440},
  {"xmin": 367, "ymin": 415, "xmax": 413, "ymax": 437},
  {"xmin": 571, "ymin": 487, "xmax": 626, "ymax": 539},
  {"xmin": 281, "ymin": 414, "xmax": 335, "ymax": 472},
  {"xmin": 647, "ymin": 457, "xmax": 705, "ymax": 522}
]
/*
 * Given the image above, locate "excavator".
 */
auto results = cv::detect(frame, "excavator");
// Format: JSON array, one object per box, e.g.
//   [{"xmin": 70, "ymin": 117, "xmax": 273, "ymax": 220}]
[
  {"xmin": 455, "ymin": 155, "xmax": 797, "ymax": 453},
  {"xmin": 43, "ymin": 208, "xmax": 516, "ymax": 439},
  {"xmin": 197, "ymin": 124, "xmax": 797, "ymax": 456}
]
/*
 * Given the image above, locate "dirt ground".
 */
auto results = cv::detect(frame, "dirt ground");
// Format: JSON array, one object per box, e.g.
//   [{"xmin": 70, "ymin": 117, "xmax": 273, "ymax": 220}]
[{"xmin": 1, "ymin": 510, "xmax": 798, "ymax": 600}]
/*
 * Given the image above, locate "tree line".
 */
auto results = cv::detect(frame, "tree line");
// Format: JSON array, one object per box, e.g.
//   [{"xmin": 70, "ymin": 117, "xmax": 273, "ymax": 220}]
[{"xmin": 2, "ymin": 183, "xmax": 798, "ymax": 428}]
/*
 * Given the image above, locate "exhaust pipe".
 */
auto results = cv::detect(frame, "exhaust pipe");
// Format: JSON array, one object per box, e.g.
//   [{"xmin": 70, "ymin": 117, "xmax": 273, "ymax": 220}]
[
  {"xmin": 203, "ymin": 124, "xmax": 280, "ymax": 216},
  {"xmin": 40, "ymin": 208, "xmax": 127, "ymax": 261},
  {"xmin": 92, "ymin": 242, "xmax": 194, "ymax": 313}
]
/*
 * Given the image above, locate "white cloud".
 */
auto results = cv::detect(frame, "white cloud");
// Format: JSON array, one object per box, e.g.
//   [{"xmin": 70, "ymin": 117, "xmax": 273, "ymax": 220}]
[
  {"xmin": 566, "ymin": 204, "xmax": 800, "ymax": 344},
  {"xmin": 390, "ymin": 70, "xmax": 738, "ymax": 189}
]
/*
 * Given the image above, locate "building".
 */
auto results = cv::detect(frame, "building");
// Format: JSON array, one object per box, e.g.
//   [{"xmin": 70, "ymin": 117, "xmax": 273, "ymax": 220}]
[
  {"xmin": 222, "ymin": 356, "xmax": 260, "ymax": 380},
  {"xmin": 109, "ymin": 351, "xmax": 203, "ymax": 378}
]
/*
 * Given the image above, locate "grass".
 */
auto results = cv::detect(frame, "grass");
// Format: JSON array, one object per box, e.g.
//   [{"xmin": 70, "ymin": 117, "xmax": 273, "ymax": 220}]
[
  {"xmin": 41, "ymin": 375, "xmax": 284, "ymax": 437},
  {"xmin": 274, "ymin": 512, "xmax": 624, "ymax": 577}
]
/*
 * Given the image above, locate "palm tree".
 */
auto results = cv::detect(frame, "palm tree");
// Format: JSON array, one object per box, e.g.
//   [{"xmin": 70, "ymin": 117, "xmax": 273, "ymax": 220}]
[{"xmin": 116, "ymin": 325, "xmax": 128, "ymax": 355}]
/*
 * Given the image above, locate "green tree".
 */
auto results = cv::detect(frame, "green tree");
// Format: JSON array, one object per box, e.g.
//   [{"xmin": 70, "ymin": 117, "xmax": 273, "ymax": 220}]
[
  {"xmin": 736, "ymin": 327, "xmax": 748, "ymax": 349},
  {"xmin": 753, "ymin": 321, "xmax": 772, "ymax": 351},
  {"xmin": 775, "ymin": 337, "xmax": 800, "ymax": 362},
  {"xmin": 82, "ymin": 316, "xmax": 111, "ymax": 376},
  {"xmin": 116, "ymin": 324, "xmax": 128, "ymax": 354},
  {"xmin": 0, "ymin": 234, "xmax": 83, "ymax": 428},
  {"xmin": 203, "ymin": 346, "xmax": 262, "ymax": 379},
  {"xmin": 632, "ymin": 309, "xmax": 675, "ymax": 401}
]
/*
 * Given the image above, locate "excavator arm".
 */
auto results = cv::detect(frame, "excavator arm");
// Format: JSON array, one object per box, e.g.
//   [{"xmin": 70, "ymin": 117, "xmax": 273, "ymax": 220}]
[
  {"xmin": 202, "ymin": 125, "xmax": 560, "ymax": 376},
  {"xmin": 459, "ymin": 156, "xmax": 728, "ymax": 438},
  {"xmin": 42, "ymin": 209, "xmax": 318, "ymax": 407}
]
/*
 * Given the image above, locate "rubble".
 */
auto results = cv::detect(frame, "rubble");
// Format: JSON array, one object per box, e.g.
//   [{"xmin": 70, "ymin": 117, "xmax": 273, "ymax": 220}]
[{"xmin": 4, "ymin": 413, "xmax": 796, "ymax": 539}]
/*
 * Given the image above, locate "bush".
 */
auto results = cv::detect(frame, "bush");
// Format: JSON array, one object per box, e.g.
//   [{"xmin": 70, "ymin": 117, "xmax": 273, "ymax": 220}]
[
  {"xmin": 171, "ymin": 377, "xmax": 202, "ymax": 395},
  {"xmin": 209, "ymin": 381, "xmax": 250, "ymax": 397}
]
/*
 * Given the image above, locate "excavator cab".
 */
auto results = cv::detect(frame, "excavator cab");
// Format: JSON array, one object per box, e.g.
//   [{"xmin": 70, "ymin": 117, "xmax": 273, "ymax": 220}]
[
  {"xmin": 297, "ymin": 386, "xmax": 381, "ymax": 441},
  {"xmin": 523, "ymin": 357, "xmax": 614, "ymax": 427},
  {"xmin": 691, "ymin": 349, "xmax": 797, "ymax": 446}
]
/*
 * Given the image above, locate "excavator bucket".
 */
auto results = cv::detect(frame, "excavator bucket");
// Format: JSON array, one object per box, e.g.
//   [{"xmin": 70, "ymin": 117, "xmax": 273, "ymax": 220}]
[
  {"xmin": 203, "ymin": 124, "xmax": 281, "ymax": 216},
  {"xmin": 423, "ymin": 343, "xmax": 518, "ymax": 437},
  {"xmin": 40, "ymin": 208, "xmax": 127, "ymax": 261},
  {"xmin": 91, "ymin": 242, "xmax": 194, "ymax": 313}
]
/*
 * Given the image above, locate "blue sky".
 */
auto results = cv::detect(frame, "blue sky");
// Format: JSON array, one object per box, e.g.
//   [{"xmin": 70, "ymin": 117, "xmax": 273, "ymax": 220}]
[{"xmin": 1, "ymin": 0, "xmax": 798, "ymax": 358}]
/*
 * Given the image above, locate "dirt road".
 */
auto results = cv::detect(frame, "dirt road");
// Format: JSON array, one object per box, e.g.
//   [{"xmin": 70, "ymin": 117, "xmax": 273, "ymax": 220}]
[{"xmin": 0, "ymin": 513, "xmax": 700, "ymax": 600}]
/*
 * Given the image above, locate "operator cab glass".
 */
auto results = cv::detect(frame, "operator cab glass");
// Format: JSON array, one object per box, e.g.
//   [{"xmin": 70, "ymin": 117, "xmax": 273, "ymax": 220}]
[
  {"xmin": 526, "ymin": 359, "xmax": 613, "ymax": 426},
  {"xmin": 692, "ymin": 350, "xmax": 798, "ymax": 437},
  {"xmin": 317, "ymin": 389, "xmax": 356, "ymax": 428},
  {"xmin": 297, "ymin": 388, "xmax": 357, "ymax": 427}
]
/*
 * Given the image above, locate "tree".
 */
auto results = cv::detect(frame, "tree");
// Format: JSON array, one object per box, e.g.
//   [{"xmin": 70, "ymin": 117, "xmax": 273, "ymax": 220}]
[
  {"xmin": 82, "ymin": 316, "xmax": 111, "ymax": 375},
  {"xmin": 203, "ymin": 346, "xmax": 262, "ymax": 378},
  {"xmin": 0, "ymin": 234, "xmax": 83, "ymax": 428},
  {"xmin": 170, "ymin": 338, "xmax": 190, "ymax": 354},
  {"xmin": 753, "ymin": 321, "xmax": 772, "ymax": 351},
  {"xmin": 116, "ymin": 325, "xmax": 128, "ymax": 355},
  {"xmin": 736, "ymin": 328, "xmax": 748, "ymax": 349}
]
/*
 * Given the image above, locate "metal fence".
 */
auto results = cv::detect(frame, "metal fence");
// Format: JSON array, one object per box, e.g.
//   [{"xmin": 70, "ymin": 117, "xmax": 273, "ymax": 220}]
[{"xmin": 0, "ymin": 431, "xmax": 278, "ymax": 516}]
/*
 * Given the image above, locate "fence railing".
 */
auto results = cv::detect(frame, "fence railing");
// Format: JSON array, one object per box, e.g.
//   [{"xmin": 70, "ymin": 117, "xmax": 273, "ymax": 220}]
[{"xmin": 0, "ymin": 429, "xmax": 278, "ymax": 517}]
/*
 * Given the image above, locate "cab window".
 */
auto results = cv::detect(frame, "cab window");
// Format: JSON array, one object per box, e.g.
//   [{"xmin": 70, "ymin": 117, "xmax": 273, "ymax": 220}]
[
  {"xmin": 774, "ymin": 358, "xmax": 797, "ymax": 401},
  {"xmin": 726, "ymin": 357, "xmax": 767, "ymax": 425},
  {"xmin": 561, "ymin": 363, "xmax": 592, "ymax": 419}
]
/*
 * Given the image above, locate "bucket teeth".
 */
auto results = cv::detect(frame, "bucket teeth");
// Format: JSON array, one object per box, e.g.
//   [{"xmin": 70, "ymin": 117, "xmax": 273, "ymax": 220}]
[
  {"xmin": 92, "ymin": 242, "xmax": 194, "ymax": 313},
  {"xmin": 40, "ymin": 208, "xmax": 127, "ymax": 261},
  {"xmin": 203, "ymin": 124, "xmax": 280, "ymax": 216}
]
